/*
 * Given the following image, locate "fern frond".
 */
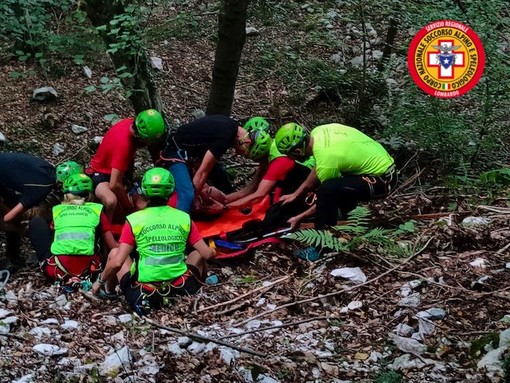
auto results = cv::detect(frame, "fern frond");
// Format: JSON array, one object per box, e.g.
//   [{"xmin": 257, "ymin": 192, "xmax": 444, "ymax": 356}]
[{"xmin": 286, "ymin": 228, "xmax": 347, "ymax": 251}]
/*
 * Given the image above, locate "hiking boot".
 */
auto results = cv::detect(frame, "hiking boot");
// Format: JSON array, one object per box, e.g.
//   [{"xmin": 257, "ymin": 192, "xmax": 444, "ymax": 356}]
[
  {"xmin": 98, "ymin": 286, "xmax": 118, "ymax": 301},
  {"xmin": 293, "ymin": 247, "xmax": 320, "ymax": 262}
]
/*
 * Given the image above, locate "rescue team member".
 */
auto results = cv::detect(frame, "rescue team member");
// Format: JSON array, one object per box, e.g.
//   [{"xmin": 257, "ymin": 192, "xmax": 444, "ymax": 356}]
[
  {"xmin": 0, "ymin": 153, "xmax": 80, "ymax": 271},
  {"xmin": 158, "ymin": 115, "xmax": 258, "ymax": 213},
  {"xmin": 87, "ymin": 109, "xmax": 165, "ymax": 221},
  {"xmin": 275, "ymin": 122, "xmax": 397, "ymax": 259},
  {"xmin": 92, "ymin": 167, "xmax": 216, "ymax": 315},
  {"xmin": 39, "ymin": 174, "xmax": 117, "ymax": 285},
  {"xmin": 204, "ymin": 117, "xmax": 313, "ymax": 215}
]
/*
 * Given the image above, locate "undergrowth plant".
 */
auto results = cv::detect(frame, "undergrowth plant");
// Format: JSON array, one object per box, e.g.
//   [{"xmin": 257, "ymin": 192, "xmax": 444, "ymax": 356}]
[{"xmin": 285, "ymin": 206, "xmax": 416, "ymax": 257}]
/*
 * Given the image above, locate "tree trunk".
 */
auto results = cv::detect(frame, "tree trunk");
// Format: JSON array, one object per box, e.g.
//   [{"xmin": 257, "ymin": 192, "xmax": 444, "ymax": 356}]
[
  {"xmin": 206, "ymin": 0, "xmax": 249, "ymax": 116},
  {"xmin": 82, "ymin": 0, "xmax": 162, "ymax": 114}
]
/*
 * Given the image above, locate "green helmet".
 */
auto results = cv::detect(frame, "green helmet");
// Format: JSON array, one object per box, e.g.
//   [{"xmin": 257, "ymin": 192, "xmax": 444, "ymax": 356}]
[
  {"xmin": 249, "ymin": 130, "xmax": 272, "ymax": 160},
  {"xmin": 134, "ymin": 109, "xmax": 165, "ymax": 141},
  {"xmin": 56, "ymin": 161, "xmax": 84, "ymax": 183},
  {"xmin": 63, "ymin": 173, "xmax": 93, "ymax": 195},
  {"xmin": 275, "ymin": 122, "xmax": 306, "ymax": 154},
  {"xmin": 141, "ymin": 167, "xmax": 175, "ymax": 199},
  {"xmin": 244, "ymin": 116, "xmax": 270, "ymax": 133}
]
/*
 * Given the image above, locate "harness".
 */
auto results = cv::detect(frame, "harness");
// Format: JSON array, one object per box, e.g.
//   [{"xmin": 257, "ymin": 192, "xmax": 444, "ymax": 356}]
[
  {"xmin": 362, "ymin": 164, "xmax": 398, "ymax": 198},
  {"xmin": 133, "ymin": 268, "xmax": 203, "ymax": 298}
]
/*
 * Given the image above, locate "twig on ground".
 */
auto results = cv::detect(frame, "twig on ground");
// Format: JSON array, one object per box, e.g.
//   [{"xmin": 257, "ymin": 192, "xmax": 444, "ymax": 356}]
[
  {"xmin": 223, "ymin": 316, "xmax": 333, "ymax": 339},
  {"xmin": 196, "ymin": 275, "xmax": 289, "ymax": 313},
  {"xmin": 145, "ymin": 318, "xmax": 266, "ymax": 357},
  {"xmin": 236, "ymin": 238, "xmax": 433, "ymax": 326}
]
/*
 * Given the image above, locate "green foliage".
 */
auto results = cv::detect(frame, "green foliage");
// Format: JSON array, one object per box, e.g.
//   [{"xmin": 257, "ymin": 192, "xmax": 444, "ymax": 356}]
[
  {"xmin": 286, "ymin": 206, "xmax": 416, "ymax": 258},
  {"xmin": 470, "ymin": 332, "xmax": 499, "ymax": 358},
  {"xmin": 480, "ymin": 168, "xmax": 510, "ymax": 186},
  {"xmin": 373, "ymin": 370, "xmax": 402, "ymax": 383},
  {"xmin": 502, "ymin": 354, "xmax": 510, "ymax": 383},
  {"xmin": 0, "ymin": 0, "xmax": 102, "ymax": 73}
]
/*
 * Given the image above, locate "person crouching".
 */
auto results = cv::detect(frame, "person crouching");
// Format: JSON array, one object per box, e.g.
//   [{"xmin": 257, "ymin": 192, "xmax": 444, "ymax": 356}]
[
  {"xmin": 43, "ymin": 174, "xmax": 117, "ymax": 288},
  {"xmin": 92, "ymin": 167, "xmax": 216, "ymax": 316}
]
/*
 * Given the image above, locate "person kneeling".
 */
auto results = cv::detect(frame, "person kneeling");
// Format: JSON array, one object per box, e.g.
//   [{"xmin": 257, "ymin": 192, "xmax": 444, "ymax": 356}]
[
  {"xmin": 92, "ymin": 167, "xmax": 216, "ymax": 315},
  {"xmin": 42, "ymin": 174, "xmax": 117, "ymax": 288}
]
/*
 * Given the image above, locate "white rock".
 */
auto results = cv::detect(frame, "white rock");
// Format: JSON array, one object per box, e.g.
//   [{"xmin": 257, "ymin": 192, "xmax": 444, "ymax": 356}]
[
  {"xmin": 347, "ymin": 301, "xmax": 363, "ymax": 310},
  {"xmin": 177, "ymin": 336, "xmax": 192, "ymax": 347},
  {"xmin": 0, "ymin": 132, "xmax": 5, "ymax": 142},
  {"xmin": 11, "ymin": 374, "xmax": 34, "ymax": 383},
  {"xmin": 188, "ymin": 341, "xmax": 206, "ymax": 354},
  {"xmin": 0, "ymin": 308, "xmax": 12, "ymax": 319},
  {"xmin": 167, "ymin": 342, "xmax": 186, "ymax": 355},
  {"xmin": 191, "ymin": 109, "xmax": 206, "ymax": 120},
  {"xmin": 246, "ymin": 26, "xmax": 259, "ymax": 36},
  {"xmin": 150, "ymin": 56, "xmax": 163, "ymax": 71},
  {"xmin": 0, "ymin": 322, "xmax": 9, "ymax": 334},
  {"xmin": 33, "ymin": 344, "xmax": 68, "ymax": 356},
  {"xmin": 389, "ymin": 333, "xmax": 427, "ymax": 355},
  {"xmin": 82, "ymin": 66, "xmax": 93, "ymax": 79},
  {"xmin": 371, "ymin": 50, "xmax": 384, "ymax": 60},
  {"xmin": 219, "ymin": 347, "xmax": 239, "ymax": 365},
  {"xmin": 477, "ymin": 347, "xmax": 506, "ymax": 373},
  {"xmin": 5, "ymin": 290, "xmax": 17, "ymax": 307},
  {"xmin": 3, "ymin": 316, "xmax": 18, "ymax": 325},
  {"xmin": 56, "ymin": 294, "xmax": 67, "ymax": 306},
  {"xmin": 246, "ymin": 320, "xmax": 262, "ymax": 330},
  {"xmin": 416, "ymin": 317, "xmax": 436, "ymax": 336},
  {"xmin": 462, "ymin": 216, "xmax": 490, "ymax": 226},
  {"xmin": 100, "ymin": 346, "xmax": 133, "ymax": 376},
  {"xmin": 330, "ymin": 267, "xmax": 367, "ymax": 283},
  {"xmin": 93, "ymin": 136, "xmax": 103, "ymax": 144},
  {"xmin": 470, "ymin": 258, "xmax": 486, "ymax": 268},
  {"xmin": 395, "ymin": 323, "xmax": 414, "ymax": 337},
  {"xmin": 52, "ymin": 143, "xmax": 65, "ymax": 157},
  {"xmin": 415, "ymin": 308, "xmax": 446, "ymax": 320},
  {"xmin": 330, "ymin": 53, "xmax": 343, "ymax": 65},
  {"xmin": 32, "ymin": 87, "xmax": 58, "ymax": 102},
  {"xmin": 30, "ymin": 327, "xmax": 52, "ymax": 338},
  {"xmin": 118, "ymin": 314, "xmax": 133, "ymax": 324},
  {"xmin": 398, "ymin": 293, "xmax": 421, "ymax": 307},
  {"xmin": 256, "ymin": 374, "xmax": 280, "ymax": 383},
  {"xmin": 256, "ymin": 298, "xmax": 266, "ymax": 307},
  {"xmin": 499, "ymin": 328, "xmax": 510, "ymax": 348},
  {"xmin": 74, "ymin": 363, "xmax": 96, "ymax": 374},
  {"xmin": 61, "ymin": 320, "xmax": 79, "ymax": 331},
  {"xmin": 111, "ymin": 331, "xmax": 125, "ymax": 343},
  {"xmin": 70, "ymin": 124, "xmax": 88, "ymax": 134}
]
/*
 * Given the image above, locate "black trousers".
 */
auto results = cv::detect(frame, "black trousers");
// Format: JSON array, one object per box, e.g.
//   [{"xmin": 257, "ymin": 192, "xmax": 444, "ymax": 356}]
[{"xmin": 315, "ymin": 173, "xmax": 397, "ymax": 229}]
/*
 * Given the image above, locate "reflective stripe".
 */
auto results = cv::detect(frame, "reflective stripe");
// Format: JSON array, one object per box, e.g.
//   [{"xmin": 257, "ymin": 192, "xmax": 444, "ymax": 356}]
[
  {"xmin": 56, "ymin": 233, "xmax": 91, "ymax": 240},
  {"xmin": 144, "ymin": 256, "xmax": 182, "ymax": 266}
]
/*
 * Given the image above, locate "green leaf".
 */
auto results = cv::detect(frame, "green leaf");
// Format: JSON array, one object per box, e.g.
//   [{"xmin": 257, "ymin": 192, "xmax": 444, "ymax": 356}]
[
  {"xmin": 84, "ymin": 85, "xmax": 96, "ymax": 93},
  {"xmin": 100, "ymin": 76, "xmax": 110, "ymax": 84}
]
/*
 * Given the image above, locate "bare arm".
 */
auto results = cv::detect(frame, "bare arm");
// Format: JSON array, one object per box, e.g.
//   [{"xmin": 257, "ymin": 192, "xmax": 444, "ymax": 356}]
[
  {"xmin": 3, "ymin": 202, "xmax": 26, "ymax": 223},
  {"xmin": 228, "ymin": 179, "xmax": 276, "ymax": 209},
  {"xmin": 288, "ymin": 204, "xmax": 316, "ymax": 229},
  {"xmin": 110, "ymin": 168, "xmax": 133, "ymax": 211},
  {"xmin": 92, "ymin": 242, "xmax": 132, "ymax": 295},
  {"xmin": 224, "ymin": 165, "xmax": 264, "ymax": 203},
  {"xmin": 192, "ymin": 238, "xmax": 216, "ymax": 261},
  {"xmin": 193, "ymin": 150, "xmax": 217, "ymax": 196},
  {"xmin": 280, "ymin": 168, "xmax": 318, "ymax": 205}
]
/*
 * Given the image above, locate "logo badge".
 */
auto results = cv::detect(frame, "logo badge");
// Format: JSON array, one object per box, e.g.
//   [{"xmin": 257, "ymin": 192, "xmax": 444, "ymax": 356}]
[{"xmin": 407, "ymin": 20, "xmax": 485, "ymax": 98}]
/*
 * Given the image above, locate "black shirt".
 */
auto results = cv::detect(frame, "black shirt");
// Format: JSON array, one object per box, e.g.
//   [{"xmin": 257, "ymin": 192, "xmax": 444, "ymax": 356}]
[
  {"xmin": 0, "ymin": 152, "xmax": 56, "ymax": 208},
  {"xmin": 165, "ymin": 115, "xmax": 239, "ymax": 160}
]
